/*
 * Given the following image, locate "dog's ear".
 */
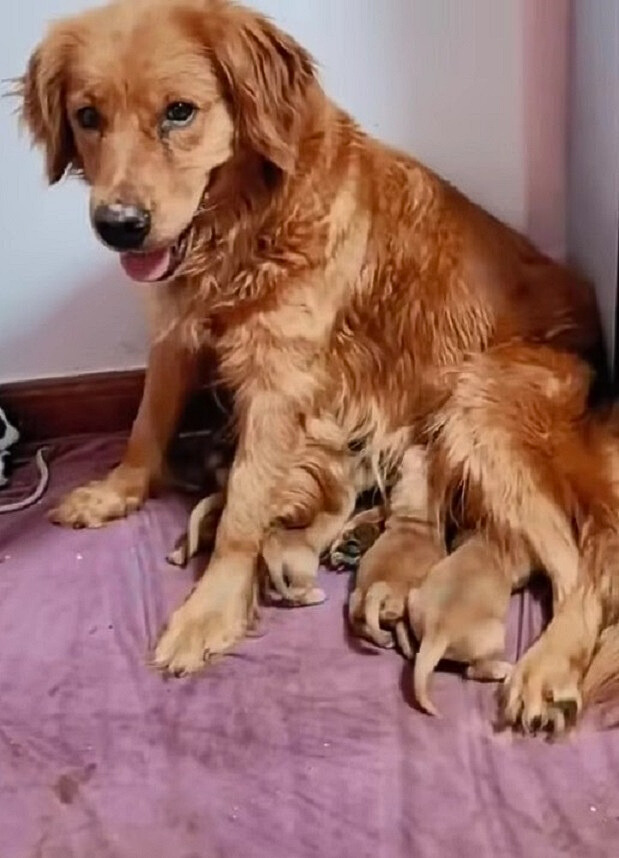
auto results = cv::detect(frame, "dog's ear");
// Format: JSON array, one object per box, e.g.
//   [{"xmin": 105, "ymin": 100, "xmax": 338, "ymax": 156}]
[
  {"xmin": 18, "ymin": 29, "xmax": 77, "ymax": 184},
  {"xmin": 205, "ymin": 4, "xmax": 316, "ymax": 173}
]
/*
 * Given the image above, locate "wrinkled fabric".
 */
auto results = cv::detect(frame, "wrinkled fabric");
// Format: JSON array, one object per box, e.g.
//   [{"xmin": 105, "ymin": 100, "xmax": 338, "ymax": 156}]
[{"xmin": 1, "ymin": 436, "xmax": 618, "ymax": 858}]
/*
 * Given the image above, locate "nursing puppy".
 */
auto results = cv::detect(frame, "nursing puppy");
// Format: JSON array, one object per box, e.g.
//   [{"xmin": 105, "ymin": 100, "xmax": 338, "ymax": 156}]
[
  {"xmin": 261, "ymin": 436, "xmax": 378, "ymax": 605},
  {"xmin": 329, "ymin": 504, "xmax": 385, "ymax": 571},
  {"xmin": 349, "ymin": 446, "xmax": 444, "ymax": 647},
  {"xmin": 170, "ymin": 420, "xmax": 375, "ymax": 605},
  {"xmin": 408, "ymin": 534, "xmax": 534, "ymax": 716}
]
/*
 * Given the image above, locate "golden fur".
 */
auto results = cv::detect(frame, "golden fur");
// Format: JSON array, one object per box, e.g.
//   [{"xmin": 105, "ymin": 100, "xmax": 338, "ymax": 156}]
[
  {"xmin": 348, "ymin": 445, "xmax": 444, "ymax": 648},
  {"xmin": 408, "ymin": 533, "xmax": 533, "ymax": 717},
  {"xmin": 18, "ymin": 0, "xmax": 619, "ymax": 731}
]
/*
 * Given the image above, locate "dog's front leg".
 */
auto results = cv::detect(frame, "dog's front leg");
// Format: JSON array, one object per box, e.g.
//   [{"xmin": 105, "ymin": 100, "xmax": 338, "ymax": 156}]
[
  {"xmin": 154, "ymin": 392, "xmax": 300, "ymax": 674},
  {"xmin": 503, "ymin": 584, "xmax": 602, "ymax": 733},
  {"xmin": 50, "ymin": 334, "xmax": 197, "ymax": 528}
]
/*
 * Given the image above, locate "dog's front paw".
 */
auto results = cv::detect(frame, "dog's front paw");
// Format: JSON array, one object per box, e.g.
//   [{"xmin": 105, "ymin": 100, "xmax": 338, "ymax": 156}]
[
  {"xmin": 502, "ymin": 640, "xmax": 582, "ymax": 735},
  {"xmin": 154, "ymin": 599, "xmax": 250, "ymax": 676},
  {"xmin": 50, "ymin": 468, "xmax": 148, "ymax": 528},
  {"xmin": 154, "ymin": 558, "xmax": 256, "ymax": 675}
]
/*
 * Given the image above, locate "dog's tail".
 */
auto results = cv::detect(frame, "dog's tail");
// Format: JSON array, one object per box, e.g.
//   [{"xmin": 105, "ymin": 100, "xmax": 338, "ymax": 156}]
[
  {"xmin": 413, "ymin": 633, "xmax": 449, "ymax": 717},
  {"xmin": 364, "ymin": 582, "xmax": 394, "ymax": 648}
]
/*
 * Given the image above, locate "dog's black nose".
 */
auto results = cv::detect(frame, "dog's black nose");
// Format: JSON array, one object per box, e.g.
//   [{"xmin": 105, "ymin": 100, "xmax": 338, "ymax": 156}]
[{"xmin": 93, "ymin": 203, "xmax": 151, "ymax": 251}]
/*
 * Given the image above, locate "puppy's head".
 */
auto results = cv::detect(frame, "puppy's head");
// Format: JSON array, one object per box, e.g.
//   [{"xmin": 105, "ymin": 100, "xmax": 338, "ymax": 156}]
[{"xmin": 18, "ymin": 0, "xmax": 315, "ymax": 282}]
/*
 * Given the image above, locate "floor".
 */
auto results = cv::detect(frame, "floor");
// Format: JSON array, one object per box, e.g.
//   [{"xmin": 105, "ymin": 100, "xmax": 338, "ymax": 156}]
[{"xmin": 1, "ymin": 435, "xmax": 619, "ymax": 858}]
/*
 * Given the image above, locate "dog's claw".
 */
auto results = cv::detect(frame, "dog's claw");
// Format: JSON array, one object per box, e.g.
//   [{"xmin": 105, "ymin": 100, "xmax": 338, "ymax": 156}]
[
  {"xmin": 502, "ymin": 641, "xmax": 583, "ymax": 736},
  {"xmin": 529, "ymin": 716, "xmax": 543, "ymax": 733},
  {"xmin": 555, "ymin": 697, "xmax": 578, "ymax": 723}
]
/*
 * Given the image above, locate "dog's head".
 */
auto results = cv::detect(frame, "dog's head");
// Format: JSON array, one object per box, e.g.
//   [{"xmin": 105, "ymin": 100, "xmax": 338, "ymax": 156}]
[{"xmin": 18, "ymin": 0, "xmax": 316, "ymax": 281}]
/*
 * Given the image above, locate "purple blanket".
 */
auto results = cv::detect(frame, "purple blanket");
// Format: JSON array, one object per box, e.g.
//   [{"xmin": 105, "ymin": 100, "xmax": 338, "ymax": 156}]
[{"xmin": 1, "ymin": 436, "xmax": 619, "ymax": 857}]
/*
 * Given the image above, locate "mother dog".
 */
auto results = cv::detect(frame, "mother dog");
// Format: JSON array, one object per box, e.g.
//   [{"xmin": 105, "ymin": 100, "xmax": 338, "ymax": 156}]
[{"xmin": 19, "ymin": 0, "xmax": 619, "ymax": 731}]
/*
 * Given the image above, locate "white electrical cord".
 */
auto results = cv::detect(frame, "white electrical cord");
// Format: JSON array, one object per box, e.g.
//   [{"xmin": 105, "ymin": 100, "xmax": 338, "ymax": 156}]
[{"xmin": 0, "ymin": 448, "xmax": 50, "ymax": 513}]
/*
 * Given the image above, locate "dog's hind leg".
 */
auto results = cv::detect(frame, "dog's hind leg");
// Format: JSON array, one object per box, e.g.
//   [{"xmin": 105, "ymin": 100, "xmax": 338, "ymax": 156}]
[{"xmin": 432, "ymin": 344, "xmax": 609, "ymax": 732}]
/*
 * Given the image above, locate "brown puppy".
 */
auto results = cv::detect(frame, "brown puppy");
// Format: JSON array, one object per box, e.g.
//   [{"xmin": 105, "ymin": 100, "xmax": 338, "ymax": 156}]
[
  {"xmin": 349, "ymin": 446, "xmax": 444, "ymax": 648},
  {"xmin": 408, "ymin": 534, "xmax": 534, "ymax": 716},
  {"xmin": 329, "ymin": 505, "xmax": 385, "ymax": 571},
  {"xmin": 261, "ymin": 433, "xmax": 380, "ymax": 605},
  {"xmin": 20, "ymin": 0, "xmax": 619, "ymax": 732}
]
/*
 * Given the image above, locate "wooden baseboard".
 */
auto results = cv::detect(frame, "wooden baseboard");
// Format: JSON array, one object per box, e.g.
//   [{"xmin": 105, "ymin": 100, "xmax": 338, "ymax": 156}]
[
  {"xmin": 0, "ymin": 370, "xmax": 146, "ymax": 441},
  {"xmin": 1, "ymin": 368, "xmax": 228, "ymax": 442}
]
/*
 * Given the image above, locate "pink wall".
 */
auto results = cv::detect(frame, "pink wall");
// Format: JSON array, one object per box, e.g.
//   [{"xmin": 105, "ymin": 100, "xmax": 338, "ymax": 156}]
[{"xmin": 522, "ymin": 0, "xmax": 570, "ymax": 261}]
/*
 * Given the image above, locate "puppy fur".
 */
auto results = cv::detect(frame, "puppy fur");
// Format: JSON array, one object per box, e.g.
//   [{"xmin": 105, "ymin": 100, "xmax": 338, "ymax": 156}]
[{"xmin": 408, "ymin": 533, "xmax": 534, "ymax": 716}]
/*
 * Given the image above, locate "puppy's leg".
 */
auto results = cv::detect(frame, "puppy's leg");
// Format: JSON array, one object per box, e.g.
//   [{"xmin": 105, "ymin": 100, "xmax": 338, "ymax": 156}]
[
  {"xmin": 263, "ymin": 463, "xmax": 357, "ymax": 606},
  {"xmin": 280, "ymin": 504, "xmax": 358, "ymax": 604},
  {"xmin": 361, "ymin": 582, "xmax": 396, "ymax": 649},
  {"xmin": 51, "ymin": 335, "xmax": 197, "ymax": 528},
  {"xmin": 167, "ymin": 492, "xmax": 224, "ymax": 568},
  {"xmin": 434, "ymin": 345, "xmax": 607, "ymax": 731},
  {"xmin": 466, "ymin": 660, "xmax": 512, "ymax": 682},
  {"xmin": 261, "ymin": 529, "xmax": 326, "ymax": 606},
  {"xmin": 395, "ymin": 621, "xmax": 415, "ymax": 659},
  {"xmin": 154, "ymin": 393, "xmax": 300, "ymax": 674}
]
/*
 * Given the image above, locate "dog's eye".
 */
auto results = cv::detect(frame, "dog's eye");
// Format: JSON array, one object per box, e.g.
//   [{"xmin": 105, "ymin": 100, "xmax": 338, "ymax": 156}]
[
  {"xmin": 75, "ymin": 106, "xmax": 101, "ymax": 131},
  {"xmin": 164, "ymin": 101, "xmax": 197, "ymax": 127}
]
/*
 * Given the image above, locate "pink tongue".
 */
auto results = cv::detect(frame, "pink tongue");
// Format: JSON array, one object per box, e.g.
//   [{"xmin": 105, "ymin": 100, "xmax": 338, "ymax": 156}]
[{"xmin": 120, "ymin": 248, "xmax": 171, "ymax": 282}]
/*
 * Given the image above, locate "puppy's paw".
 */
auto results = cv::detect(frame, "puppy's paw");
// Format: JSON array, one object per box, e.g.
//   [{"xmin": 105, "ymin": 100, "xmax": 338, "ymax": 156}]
[
  {"xmin": 285, "ymin": 585, "xmax": 326, "ymax": 607},
  {"xmin": 329, "ymin": 509, "xmax": 382, "ymax": 570},
  {"xmin": 166, "ymin": 537, "xmax": 189, "ymax": 568},
  {"xmin": 365, "ymin": 626, "xmax": 395, "ymax": 649},
  {"xmin": 466, "ymin": 659, "xmax": 512, "ymax": 683},
  {"xmin": 50, "ymin": 470, "xmax": 148, "ymax": 529},
  {"xmin": 262, "ymin": 530, "xmax": 324, "ymax": 607},
  {"xmin": 502, "ymin": 641, "xmax": 582, "ymax": 735},
  {"xmin": 329, "ymin": 534, "xmax": 363, "ymax": 570}
]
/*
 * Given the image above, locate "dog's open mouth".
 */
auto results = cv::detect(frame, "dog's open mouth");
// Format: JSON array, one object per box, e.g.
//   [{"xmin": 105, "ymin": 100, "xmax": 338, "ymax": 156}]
[{"xmin": 120, "ymin": 227, "xmax": 190, "ymax": 283}]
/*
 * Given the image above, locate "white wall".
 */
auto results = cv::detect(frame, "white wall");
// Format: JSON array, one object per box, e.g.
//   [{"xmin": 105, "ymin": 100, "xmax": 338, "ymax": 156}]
[
  {"xmin": 0, "ymin": 0, "xmax": 550, "ymax": 383},
  {"xmin": 1, "ymin": 1, "xmax": 148, "ymax": 384},
  {"xmin": 567, "ymin": 0, "xmax": 619, "ymax": 365}
]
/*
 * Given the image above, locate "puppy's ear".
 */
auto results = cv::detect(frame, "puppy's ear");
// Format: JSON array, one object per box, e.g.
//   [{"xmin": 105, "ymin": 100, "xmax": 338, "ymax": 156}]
[
  {"xmin": 206, "ymin": 5, "xmax": 316, "ymax": 172},
  {"xmin": 18, "ymin": 29, "xmax": 77, "ymax": 184}
]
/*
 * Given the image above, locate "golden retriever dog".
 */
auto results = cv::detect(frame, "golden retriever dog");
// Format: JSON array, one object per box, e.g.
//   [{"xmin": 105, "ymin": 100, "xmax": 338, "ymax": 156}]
[
  {"xmin": 349, "ymin": 445, "xmax": 445, "ymax": 648},
  {"xmin": 408, "ymin": 533, "xmax": 534, "ymax": 717},
  {"xmin": 19, "ymin": 0, "xmax": 619, "ymax": 732}
]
